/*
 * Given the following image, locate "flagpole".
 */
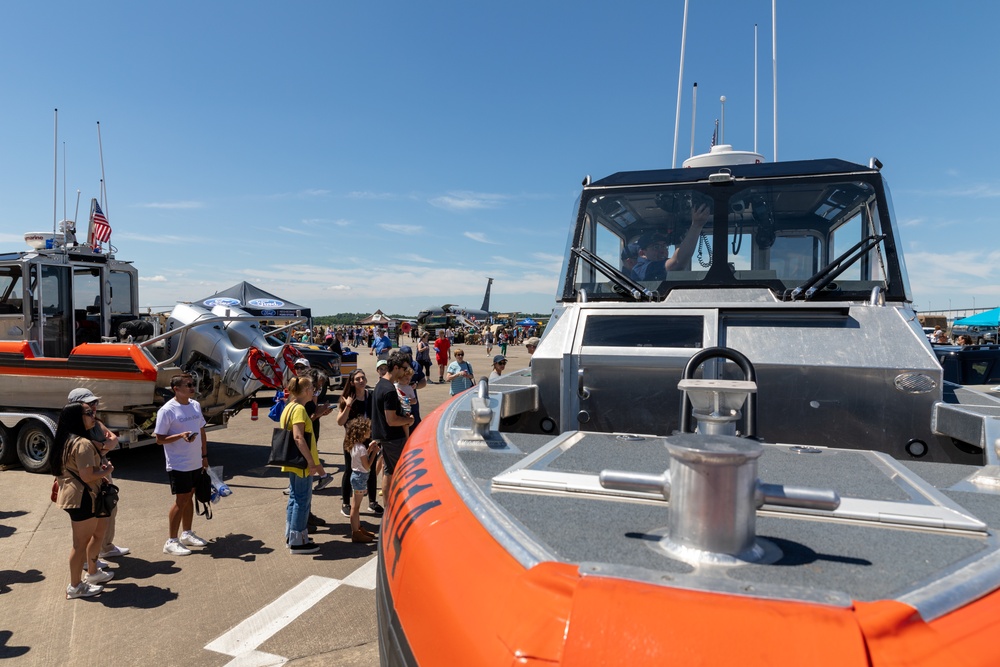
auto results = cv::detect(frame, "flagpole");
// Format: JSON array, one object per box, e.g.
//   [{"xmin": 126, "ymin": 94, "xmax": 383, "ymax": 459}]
[
  {"xmin": 97, "ymin": 121, "xmax": 107, "ymax": 215},
  {"xmin": 690, "ymin": 82, "xmax": 698, "ymax": 158}
]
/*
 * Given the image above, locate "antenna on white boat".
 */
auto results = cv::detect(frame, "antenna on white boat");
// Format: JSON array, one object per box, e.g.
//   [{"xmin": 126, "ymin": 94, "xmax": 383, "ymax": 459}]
[
  {"xmin": 74, "ymin": 189, "xmax": 81, "ymax": 225},
  {"xmin": 690, "ymin": 82, "xmax": 698, "ymax": 158},
  {"xmin": 754, "ymin": 24, "xmax": 758, "ymax": 154},
  {"xmin": 720, "ymin": 96, "xmax": 726, "ymax": 144},
  {"xmin": 772, "ymin": 0, "xmax": 778, "ymax": 161},
  {"xmin": 53, "ymin": 109, "xmax": 59, "ymax": 240},
  {"xmin": 671, "ymin": 0, "xmax": 691, "ymax": 168}
]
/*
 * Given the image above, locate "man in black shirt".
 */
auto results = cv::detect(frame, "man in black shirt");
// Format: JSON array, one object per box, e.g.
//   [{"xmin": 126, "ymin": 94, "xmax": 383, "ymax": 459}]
[{"xmin": 371, "ymin": 350, "xmax": 415, "ymax": 495}]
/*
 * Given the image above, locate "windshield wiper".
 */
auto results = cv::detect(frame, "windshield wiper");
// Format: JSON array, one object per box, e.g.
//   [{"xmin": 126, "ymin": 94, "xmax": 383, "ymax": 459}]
[
  {"xmin": 785, "ymin": 234, "xmax": 886, "ymax": 301},
  {"xmin": 571, "ymin": 246, "xmax": 657, "ymax": 302}
]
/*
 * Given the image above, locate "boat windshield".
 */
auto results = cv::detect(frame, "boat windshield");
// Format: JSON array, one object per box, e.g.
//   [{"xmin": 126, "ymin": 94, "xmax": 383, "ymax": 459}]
[{"xmin": 565, "ymin": 174, "xmax": 897, "ymax": 301}]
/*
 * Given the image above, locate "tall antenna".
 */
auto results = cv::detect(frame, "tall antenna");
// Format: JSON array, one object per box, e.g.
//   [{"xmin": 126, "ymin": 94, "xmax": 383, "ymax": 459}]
[
  {"xmin": 720, "ymin": 96, "xmax": 727, "ymax": 144},
  {"xmin": 754, "ymin": 24, "xmax": 758, "ymax": 154},
  {"xmin": 690, "ymin": 82, "xmax": 698, "ymax": 158},
  {"xmin": 53, "ymin": 109, "xmax": 58, "ymax": 239},
  {"xmin": 772, "ymin": 0, "xmax": 778, "ymax": 161},
  {"xmin": 671, "ymin": 0, "xmax": 691, "ymax": 168}
]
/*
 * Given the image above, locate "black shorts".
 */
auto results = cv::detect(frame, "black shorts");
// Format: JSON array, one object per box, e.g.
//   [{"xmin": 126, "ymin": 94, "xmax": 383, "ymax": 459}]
[
  {"xmin": 65, "ymin": 490, "xmax": 95, "ymax": 522},
  {"xmin": 380, "ymin": 438, "xmax": 407, "ymax": 476},
  {"xmin": 168, "ymin": 468, "xmax": 201, "ymax": 495}
]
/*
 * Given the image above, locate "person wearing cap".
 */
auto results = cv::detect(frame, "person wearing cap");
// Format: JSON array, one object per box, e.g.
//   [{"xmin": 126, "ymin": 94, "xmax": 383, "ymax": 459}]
[
  {"xmin": 67, "ymin": 388, "xmax": 130, "ymax": 561},
  {"xmin": 371, "ymin": 350, "xmax": 416, "ymax": 497},
  {"xmin": 524, "ymin": 337, "xmax": 540, "ymax": 356},
  {"xmin": 488, "ymin": 355, "xmax": 507, "ymax": 381},
  {"xmin": 621, "ymin": 242, "xmax": 640, "ymax": 276},
  {"xmin": 370, "ymin": 328, "xmax": 393, "ymax": 357},
  {"xmin": 433, "ymin": 330, "xmax": 451, "ymax": 384},
  {"xmin": 631, "ymin": 203, "xmax": 712, "ymax": 282}
]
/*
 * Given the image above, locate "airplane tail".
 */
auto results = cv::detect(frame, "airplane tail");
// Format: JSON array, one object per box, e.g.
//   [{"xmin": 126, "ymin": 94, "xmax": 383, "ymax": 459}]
[{"xmin": 481, "ymin": 278, "xmax": 493, "ymax": 312}]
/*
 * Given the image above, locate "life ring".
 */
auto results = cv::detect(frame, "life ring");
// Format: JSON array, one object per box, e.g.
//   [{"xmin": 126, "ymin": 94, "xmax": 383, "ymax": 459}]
[
  {"xmin": 248, "ymin": 347, "xmax": 282, "ymax": 389},
  {"xmin": 282, "ymin": 344, "xmax": 304, "ymax": 372}
]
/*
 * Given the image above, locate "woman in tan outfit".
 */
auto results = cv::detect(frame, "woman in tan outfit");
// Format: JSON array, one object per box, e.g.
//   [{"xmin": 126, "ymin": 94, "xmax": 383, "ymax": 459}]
[{"xmin": 53, "ymin": 402, "xmax": 115, "ymax": 599}]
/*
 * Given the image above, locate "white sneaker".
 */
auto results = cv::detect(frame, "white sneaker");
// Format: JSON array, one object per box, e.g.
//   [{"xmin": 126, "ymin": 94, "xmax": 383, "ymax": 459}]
[
  {"xmin": 93, "ymin": 558, "xmax": 111, "ymax": 570},
  {"xmin": 163, "ymin": 539, "xmax": 192, "ymax": 556},
  {"xmin": 84, "ymin": 569, "xmax": 114, "ymax": 584},
  {"xmin": 179, "ymin": 531, "xmax": 208, "ymax": 548},
  {"xmin": 66, "ymin": 581, "xmax": 103, "ymax": 599},
  {"xmin": 99, "ymin": 545, "xmax": 130, "ymax": 558}
]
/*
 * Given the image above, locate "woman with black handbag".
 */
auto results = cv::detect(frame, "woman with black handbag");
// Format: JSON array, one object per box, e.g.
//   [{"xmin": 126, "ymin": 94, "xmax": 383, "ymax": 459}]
[
  {"xmin": 281, "ymin": 375, "xmax": 326, "ymax": 554},
  {"xmin": 52, "ymin": 402, "xmax": 115, "ymax": 599}
]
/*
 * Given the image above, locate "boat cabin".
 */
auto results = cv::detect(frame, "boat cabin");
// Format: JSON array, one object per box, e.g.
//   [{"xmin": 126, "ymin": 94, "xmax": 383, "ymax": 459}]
[{"xmin": 0, "ymin": 245, "xmax": 139, "ymax": 357}]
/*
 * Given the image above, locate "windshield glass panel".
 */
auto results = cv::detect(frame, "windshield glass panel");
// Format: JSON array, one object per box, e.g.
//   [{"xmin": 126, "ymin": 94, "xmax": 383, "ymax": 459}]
[{"xmin": 568, "ymin": 174, "xmax": 894, "ymax": 301}]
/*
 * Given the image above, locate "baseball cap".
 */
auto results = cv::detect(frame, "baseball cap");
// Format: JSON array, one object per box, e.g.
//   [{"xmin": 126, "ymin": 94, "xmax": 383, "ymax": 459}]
[
  {"xmin": 68, "ymin": 388, "xmax": 100, "ymax": 403},
  {"xmin": 637, "ymin": 232, "xmax": 668, "ymax": 248},
  {"xmin": 620, "ymin": 242, "xmax": 640, "ymax": 262},
  {"xmin": 293, "ymin": 357, "xmax": 310, "ymax": 368},
  {"xmin": 376, "ymin": 359, "xmax": 388, "ymax": 369},
  {"xmin": 493, "ymin": 355, "xmax": 507, "ymax": 364},
  {"xmin": 524, "ymin": 337, "xmax": 540, "ymax": 348},
  {"xmin": 399, "ymin": 345, "xmax": 413, "ymax": 355}
]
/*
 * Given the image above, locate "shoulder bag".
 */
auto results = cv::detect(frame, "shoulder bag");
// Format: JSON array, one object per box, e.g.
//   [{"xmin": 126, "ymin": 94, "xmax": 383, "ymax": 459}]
[
  {"xmin": 194, "ymin": 468, "xmax": 213, "ymax": 520},
  {"xmin": 267, "ymin": 407, "xmax": 308, "ymax": 468}
]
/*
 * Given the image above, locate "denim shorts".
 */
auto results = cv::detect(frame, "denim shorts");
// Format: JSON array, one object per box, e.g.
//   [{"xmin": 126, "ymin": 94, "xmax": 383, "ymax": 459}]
[{"xmin": 350, "ymin": 470, "xmax": 370, "ymax": 493}]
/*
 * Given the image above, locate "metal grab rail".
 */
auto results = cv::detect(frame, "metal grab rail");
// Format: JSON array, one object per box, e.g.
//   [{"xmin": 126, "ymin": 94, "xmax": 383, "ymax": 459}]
[{"xmin": 679, "ymin": 346, "xmax": 757, "ymax": 438}]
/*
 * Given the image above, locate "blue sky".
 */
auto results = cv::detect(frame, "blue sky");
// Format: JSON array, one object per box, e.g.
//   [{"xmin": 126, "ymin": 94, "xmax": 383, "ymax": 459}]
[{"xmin": 2, "ymin": 1, "xmax": 997, "ymax": 317}]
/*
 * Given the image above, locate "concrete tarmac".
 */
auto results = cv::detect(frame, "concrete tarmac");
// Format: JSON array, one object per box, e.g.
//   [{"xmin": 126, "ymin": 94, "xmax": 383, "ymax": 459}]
[{"xmin": 0, "ymin": 337, "xmax": 532, "ymax": 666}]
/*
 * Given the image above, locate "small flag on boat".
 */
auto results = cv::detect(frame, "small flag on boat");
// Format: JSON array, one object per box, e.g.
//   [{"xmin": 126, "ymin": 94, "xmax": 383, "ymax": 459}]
[
  {"xmin": 90, "ymin": 199, "xmax": 112, "ymax": 244},
  {"xmin": 711, "ymin": 119, "xmax": 718, "ymax": 148}
]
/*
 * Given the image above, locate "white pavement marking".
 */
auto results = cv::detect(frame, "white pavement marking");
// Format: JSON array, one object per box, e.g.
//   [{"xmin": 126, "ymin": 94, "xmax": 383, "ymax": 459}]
[
  {"xmin": 205, "ymin": 556, "xmax": 378, "ymax": 665},
  {"xmin": 341, "ymin": 554, "xmax": 378, "ymax": 590}
]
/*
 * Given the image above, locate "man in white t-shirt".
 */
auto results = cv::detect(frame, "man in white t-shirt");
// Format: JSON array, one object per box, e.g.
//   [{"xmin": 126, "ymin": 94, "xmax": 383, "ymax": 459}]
[{"xmin": 154, "ymin": 373, "xmax": 210, "ymax": 557}]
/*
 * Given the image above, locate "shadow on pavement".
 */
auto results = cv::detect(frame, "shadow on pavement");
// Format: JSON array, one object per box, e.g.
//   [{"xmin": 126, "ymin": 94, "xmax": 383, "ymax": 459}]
[
  {"xmin": 96, "ymin": 581, "xmax": 179, "ymax": 609},
  {"xmin": 0, "ymin": 630, "xmax": 30, "ymax": 659},
  {"xmin": 0, "ymin": 568, "xmax": 44, "ymax": 594},
  {"xmin": 110, "ymin": 556, "xmax": 182, "ymax": 580},
  {"xmin": 205, "ymin": 532, "xmax": 274, "ymax": 562}
]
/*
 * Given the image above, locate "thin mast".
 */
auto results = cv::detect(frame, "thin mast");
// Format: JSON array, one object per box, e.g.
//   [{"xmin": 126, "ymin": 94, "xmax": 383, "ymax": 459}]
[
  {"xmin": 772, "ymin": 0, "xmax": 778, "ymax": 161},
  {"xmin": 97, "ymin": 121, "xmax": 107, "ymax": 214},
  {"xmin": 690, "ymin": 82, "xmax": 698, "ymax": 158},
  {"xmin": 671, "ymin": 0, "xmax": 691, "ymax": 168},
  {"xmin": 53, "ymin": 109, "xmax": 58, "ymax": 238},
  {"xmin": 754, "ymin": 24, "xmax": 758, "ymax": 154}
]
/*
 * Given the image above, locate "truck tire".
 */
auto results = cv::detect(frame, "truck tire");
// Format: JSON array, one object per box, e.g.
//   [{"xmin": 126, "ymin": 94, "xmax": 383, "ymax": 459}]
[
  {"xmin": 16, "ymin": 421, "xmax": 54, "ymax": 473},
  {"xmin": 0, "ymin": 425, "xmax": 16, "ymax": 465}
]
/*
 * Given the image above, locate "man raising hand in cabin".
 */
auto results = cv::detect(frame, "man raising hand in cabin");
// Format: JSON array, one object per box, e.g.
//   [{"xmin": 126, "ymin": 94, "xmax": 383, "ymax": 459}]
[{"xmin": 631, "ymin": 203, "xmax": 711, "ymax": 282}]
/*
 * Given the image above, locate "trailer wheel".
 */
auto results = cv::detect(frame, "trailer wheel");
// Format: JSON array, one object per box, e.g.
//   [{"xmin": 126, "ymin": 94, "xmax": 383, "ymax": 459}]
[
  {"xmin": 0, "ymin": 424, "xmax": 16, "ymax": 465},
  {"xmin": 16, "ymin": 421, "xmax": 54, "ymax": 473}
]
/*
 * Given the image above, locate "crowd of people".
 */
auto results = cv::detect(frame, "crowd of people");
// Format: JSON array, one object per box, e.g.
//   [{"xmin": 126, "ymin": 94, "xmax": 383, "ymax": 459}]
[{"xmin": 52, "ymin": 319, "xmax": 544, "ymax": 598}]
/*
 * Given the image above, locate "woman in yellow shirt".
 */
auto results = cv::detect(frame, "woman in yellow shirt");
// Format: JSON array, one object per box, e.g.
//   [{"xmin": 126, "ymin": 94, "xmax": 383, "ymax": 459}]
[{"xmin": 280, "ymin": 376, "xmax": 326, "ymax": 554}]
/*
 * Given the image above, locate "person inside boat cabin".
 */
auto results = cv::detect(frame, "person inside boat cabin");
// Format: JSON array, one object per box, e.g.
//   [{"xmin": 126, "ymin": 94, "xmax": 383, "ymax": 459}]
[{"xmin": 630, "ymin": 203, "xmax": 712, "ymax": 282}]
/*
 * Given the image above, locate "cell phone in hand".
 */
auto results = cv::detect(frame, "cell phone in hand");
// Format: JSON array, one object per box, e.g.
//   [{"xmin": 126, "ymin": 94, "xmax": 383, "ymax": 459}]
[{"xmin": 184, "ymin": 432, "xmax": 196, "ymax": 441}]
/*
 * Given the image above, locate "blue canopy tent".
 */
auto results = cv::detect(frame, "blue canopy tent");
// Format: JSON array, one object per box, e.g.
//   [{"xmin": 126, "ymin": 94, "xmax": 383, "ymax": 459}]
[
  {"xmin": 517, "ymin": 318, "xmax": 539, "ymax": 326},
  {"xmin": 953, "ymin": 308, "xmax": 1000, "ymax": 327}
]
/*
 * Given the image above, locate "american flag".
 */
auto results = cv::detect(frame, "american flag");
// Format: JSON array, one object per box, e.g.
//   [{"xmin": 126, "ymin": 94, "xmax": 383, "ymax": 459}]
[
  {"xmin": 91, "ymin": 199, "xmax": 112, "ymax": 244},
  {"xmin": 711, "ymin": 119, "xmax": 719, "ymax": 148}
]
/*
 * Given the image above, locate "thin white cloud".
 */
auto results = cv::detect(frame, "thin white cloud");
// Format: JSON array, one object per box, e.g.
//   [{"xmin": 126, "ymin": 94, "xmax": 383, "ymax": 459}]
[
  {"xmin": 139, "ymin": 275, "xmax": 168, "ymax": 282},
  {"xmin": 326, "ymin": 284, "xmax": 352, "ymax": 291},
  {"xmin": 430, "ymin": 191, "xmax": 509, "ymax": 211},
  {"xmin": 348, "ymin": 191, "xmax": 396, "ymax": 200},
  {"xmin": 379, "ymin": 223, "xmax": 422, "ymax": 235},
  {"xmin": 399, "ymin": 253, "xmax": 436, "ymax": 264},
  {"xmin": 464, "ymin": 231, "xmax": 499, "ymax": 244},
  {"xmin": 277, "ymin": 226, "xmax": 314, "ymax": 236},
  {"xmin": 138, "ymin": 201, "xmax": 204, "ymax": 209}
]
